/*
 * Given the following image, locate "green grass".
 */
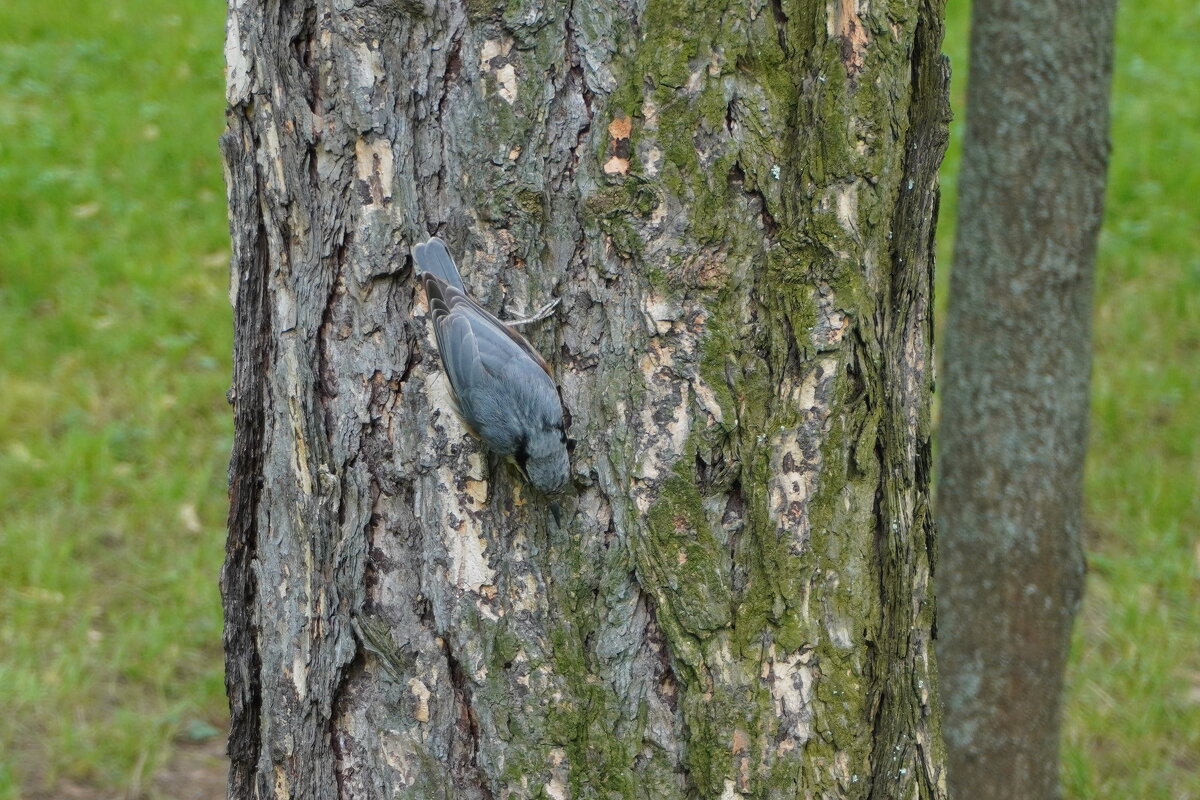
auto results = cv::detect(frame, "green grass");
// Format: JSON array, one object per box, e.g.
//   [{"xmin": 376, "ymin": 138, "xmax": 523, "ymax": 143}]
[
  {"xmin": 937, "ymin": 1, "xmax": 1200, "ymax": 798},
  {"xmin": 1066, "ymin": 0, "xmax": 1200, "ymax": 794},
  {"xmin": 0, "ymin": 0, "xmax": 1195, "ymax": 797},
  {"xmin": 0, "ymin": 0, "xmax": 230, "ymax": 796}
]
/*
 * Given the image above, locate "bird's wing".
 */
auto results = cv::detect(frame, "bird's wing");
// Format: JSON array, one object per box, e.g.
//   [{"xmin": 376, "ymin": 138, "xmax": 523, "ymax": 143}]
[
  {"xmin": 423, "ymin": 270, "xmax": 552, "ymax": 368},
  {"xmin": 413, "ymin": 236, "xmax": 466, "ymax": 292},
  {"xmin": 414, "ymin": 236, "xmax": 556, "ymax": 375},
  {"xmin": 424, "ymin": 273, "xmax": 548, "ymax": 422}
]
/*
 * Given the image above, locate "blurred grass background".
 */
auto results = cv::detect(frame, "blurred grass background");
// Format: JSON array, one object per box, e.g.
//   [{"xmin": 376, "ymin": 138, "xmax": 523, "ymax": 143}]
[
  {"xmin": 0, "ymin": 0, "xmax": 230, "ymax": 796},
  {"xmin": 0, "ymin": 0, "xmax": 1195, "ymax": 797}
]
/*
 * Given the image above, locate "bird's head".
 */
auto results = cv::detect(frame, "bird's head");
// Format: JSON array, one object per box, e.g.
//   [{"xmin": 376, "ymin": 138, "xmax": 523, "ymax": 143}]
[{"xmin": 515, "ymin": 422, "xmax": 570, "ymax": 494}]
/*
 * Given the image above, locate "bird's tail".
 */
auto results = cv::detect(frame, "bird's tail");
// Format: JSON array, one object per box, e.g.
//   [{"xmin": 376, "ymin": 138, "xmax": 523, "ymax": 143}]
[{"xmin": 413, "ymin": 236, "xmax": 466, "ymax": 292}]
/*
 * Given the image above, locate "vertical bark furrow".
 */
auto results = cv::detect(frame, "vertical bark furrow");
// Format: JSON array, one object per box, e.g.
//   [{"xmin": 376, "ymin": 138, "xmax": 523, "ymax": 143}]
[
  {"xmin": 863, "ymin": 0, "xmax": 950, "ymax": 797},
  {"xmin": 222, "ymin": 130, "xmax": 271, "ymax": 795}
]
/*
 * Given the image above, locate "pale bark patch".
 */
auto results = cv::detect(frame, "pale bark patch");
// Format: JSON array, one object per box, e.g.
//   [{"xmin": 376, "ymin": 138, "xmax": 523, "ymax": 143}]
[
  {"xmin": 380, "ymin": 731, "xmax": 418, "ymax": 788},
  {"xmin": 545, "ymin": 748, "xmax": 569, "ymax": 800},
  {"xmin": 828, "ymin": 0, "xmax": 869, "ymax": 77},
  {"xmin": 769, "ymin": 356, "xmax": 837, "ymax": 551},
  {"xmin": 815, "ymin": 287, "xmax": 850, "ymax": 349},
  {"xmin": 494, "ymin": 64, "xmax": 518, "ymax": 105},
  {"xmin": 641, "ymin": 95, "xmax": 660, "ymax": 128},
  {"xmin": 604, "ymin": 114, "xmax": 632, "ymax": 175},
  {"xmin": 769, "ymin": 428, "xmax": 814, "ymax": 544},
  {"xmin": 437, "ymin": 468, "xmax": 496, "ymax": 593},
  {"xmin": 835, "ymin": 183, "xmax": 860, "ymax": 240},
  {"xmin": 480, "ymin": 38, "xmax": 518, "ymax": 105},
  {"xmin": 608, "ymin": 115, "xmax": 632, "ymax": 140},
  {"xmin": 286, "ymin": 400, "xmax": 314, "ymax": 496},
  {"xmin": 354, "ymin": 137, "xmax": 394, "ymax": 209},
  {"xmin": 766, "ymin": 646, "xmax": 816, "ymax": 741},
  {"xmin": 634, "ymin": 343, "xmax": 690, "ymax": 483},
  {"xmin": 632, "ymin": 292, "xmax": 702, "ymax": 490},
  {"xmin": 291, "ymin": 652, "xmax": 308, "ymax": 700},
  {"xmin": 350, "ymin": 42, "xmax": 382, "ymax": 95},
  {"xmin": 261, "ymin": 113, "xmax": 288, "ymax": 195},
  {"xmin": 408, "ymin": 678, "xmax": 431, "ymax": 722},
  {"xmin": 224, "ymin": 13, "xmax": 251, "ymax": 104},
  {"xmin": 603, "ymin": 156, "xmax": 629, "ymax": 176}
]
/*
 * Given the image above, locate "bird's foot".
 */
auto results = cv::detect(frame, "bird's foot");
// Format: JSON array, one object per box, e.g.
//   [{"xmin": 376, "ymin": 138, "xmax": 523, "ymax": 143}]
[{"xmin": 505, "ymin": 297, "xmax": 560, "ymax": 327}]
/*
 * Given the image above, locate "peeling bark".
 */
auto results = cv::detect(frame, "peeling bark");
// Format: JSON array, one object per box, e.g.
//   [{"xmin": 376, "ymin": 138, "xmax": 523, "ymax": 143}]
[{"xmin": 221, "ymin": 0, "xmax": 950, "ymax": 798}]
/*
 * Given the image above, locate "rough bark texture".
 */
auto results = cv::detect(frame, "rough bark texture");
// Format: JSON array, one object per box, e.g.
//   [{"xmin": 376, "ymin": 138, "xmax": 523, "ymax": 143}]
[
  {"xmin": 221, "ymin": 0, "xmax": 950, "ymax": 797},
  {"xmin": 935, "ymin": 0, "xmax": 1116, "ymax": 797}
]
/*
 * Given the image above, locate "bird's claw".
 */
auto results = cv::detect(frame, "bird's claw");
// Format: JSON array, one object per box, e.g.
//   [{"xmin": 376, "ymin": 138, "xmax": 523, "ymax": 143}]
[{"xmin": 505, "ymin": 297, "xmax": 560, "ymax": 327}]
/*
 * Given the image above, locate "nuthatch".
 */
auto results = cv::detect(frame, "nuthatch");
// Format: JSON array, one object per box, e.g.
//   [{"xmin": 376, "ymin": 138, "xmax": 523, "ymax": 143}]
[{"xmin": 414, "ymin": 236, "xmax": 570, "ymax": 494}]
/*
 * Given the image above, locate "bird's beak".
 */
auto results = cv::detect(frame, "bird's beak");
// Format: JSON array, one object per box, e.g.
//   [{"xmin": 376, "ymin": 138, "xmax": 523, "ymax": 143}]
[{"xmin": 507, "ymin": 457, "xmax": 530, "ymax": 484}]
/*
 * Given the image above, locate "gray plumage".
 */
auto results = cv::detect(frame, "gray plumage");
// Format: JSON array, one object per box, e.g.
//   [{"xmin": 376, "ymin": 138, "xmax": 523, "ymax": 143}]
[{"xmin": 414, "ymin": 236, "xmax": 570, "ymax": 494}]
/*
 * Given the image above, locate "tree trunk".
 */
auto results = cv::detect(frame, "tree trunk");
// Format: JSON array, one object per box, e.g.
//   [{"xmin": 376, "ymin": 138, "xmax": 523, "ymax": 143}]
[
  {"xmin": 221, "ymin": 1, "xmax": 950, "ymax": 798},
  {"xmin": 935, "ymin": 0, "xmax": 1116, "ymax": 797}
]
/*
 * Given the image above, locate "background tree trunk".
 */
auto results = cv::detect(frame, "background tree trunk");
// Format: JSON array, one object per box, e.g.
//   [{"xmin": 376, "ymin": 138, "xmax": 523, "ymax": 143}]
[
  {"xmin": 221, "ymin": 0, "xmax": 949, "ymax": 797},
  {"xmin": 935, "ymin": 0, "xmax": 1116, "ymax": 797}
]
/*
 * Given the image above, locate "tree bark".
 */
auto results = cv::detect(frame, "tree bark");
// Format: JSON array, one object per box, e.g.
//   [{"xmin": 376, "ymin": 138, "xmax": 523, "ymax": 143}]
[
  {"xmin": 935, "ymin": 0, "xmax": 1116, "ymax": 797},
  {"xmin": 221, "ymin": 0, "xmax": 950, "ymax": 797}
]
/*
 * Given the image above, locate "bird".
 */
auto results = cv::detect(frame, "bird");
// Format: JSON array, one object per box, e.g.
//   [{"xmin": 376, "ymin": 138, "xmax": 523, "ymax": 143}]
[{"xmin": 413, "ymin": 236, "xmax": 570, "ymax": 494}]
